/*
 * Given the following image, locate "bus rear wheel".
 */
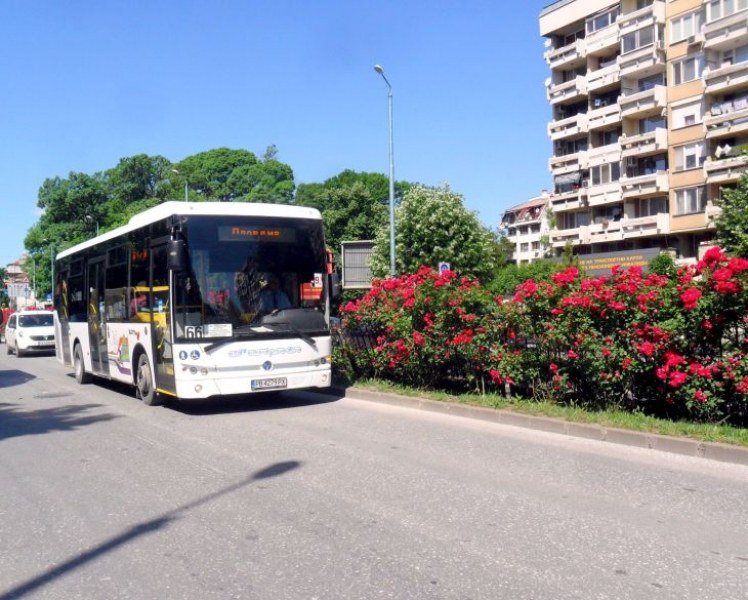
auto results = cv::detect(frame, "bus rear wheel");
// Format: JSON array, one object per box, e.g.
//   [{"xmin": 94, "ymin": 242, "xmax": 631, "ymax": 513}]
[
  {"xmin": 74, "ymin": 344, "xmax": 92, "ymax": 384},
  {"xmin": 136, "ymin": 353, "xmax": 162, "ymax": 406}
]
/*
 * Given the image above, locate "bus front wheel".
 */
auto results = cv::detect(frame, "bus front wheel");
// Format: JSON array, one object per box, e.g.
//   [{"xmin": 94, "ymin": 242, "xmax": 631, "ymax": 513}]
[
  {"xmin": 136, "ymin": 353, "xmax": 162, "ymax": 406},
  {"xmin": 74, "ymin": 344, "xmax": 92, "ymax": 384}
]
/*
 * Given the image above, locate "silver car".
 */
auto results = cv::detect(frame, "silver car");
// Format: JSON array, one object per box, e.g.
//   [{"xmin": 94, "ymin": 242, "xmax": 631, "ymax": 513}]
[{"xmin": 5, "ymin": 311, "xmax": 56, "ymax": 357}]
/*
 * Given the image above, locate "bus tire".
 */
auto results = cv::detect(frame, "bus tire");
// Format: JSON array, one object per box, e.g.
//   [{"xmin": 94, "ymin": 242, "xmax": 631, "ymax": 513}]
[
  {"xmin": 136, "ymin": 353, "xmax": 162, "ymax": 406},
  {"xmin": 74, "ymin": 344, "xmax": 92, "ymax": 384}
]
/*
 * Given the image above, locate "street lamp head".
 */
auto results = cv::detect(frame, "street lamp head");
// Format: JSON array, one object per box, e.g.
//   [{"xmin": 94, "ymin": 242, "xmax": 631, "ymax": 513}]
[{"xmin": 373, "ymin": 64, "xmax": 384, "ymax": 75}]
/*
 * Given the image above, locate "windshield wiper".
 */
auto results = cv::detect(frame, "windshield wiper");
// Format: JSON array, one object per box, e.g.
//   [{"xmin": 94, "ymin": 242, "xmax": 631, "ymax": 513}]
[
  {"xmin": 262, "ymin": 321, "xmax": 318, "ymax": 350},
  {"xmin": 204, "ymin": 332, "xmax": 257, "ymax": 353}
]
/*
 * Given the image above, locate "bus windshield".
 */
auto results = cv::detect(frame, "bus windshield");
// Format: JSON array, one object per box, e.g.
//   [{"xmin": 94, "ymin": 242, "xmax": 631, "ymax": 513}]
[{"xmin": 172, "ymin": 215, "xmax": 329, "ymax": 340}]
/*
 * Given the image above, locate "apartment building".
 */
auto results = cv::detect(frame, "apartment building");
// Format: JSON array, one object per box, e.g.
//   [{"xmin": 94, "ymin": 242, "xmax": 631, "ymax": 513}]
[
  {"xmin": 500, "ymin": 192, "xmax": 551, "ymax": 264},
  {"xmin": 539, "ymin": 0, "xmax": 748, "ymax": 261}
]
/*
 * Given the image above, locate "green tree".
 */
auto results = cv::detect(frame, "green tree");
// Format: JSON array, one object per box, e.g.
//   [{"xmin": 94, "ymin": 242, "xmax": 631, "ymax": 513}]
[
  {"xmin": 228, "ymin": 159, "xmax": 295, "ymax": 204},
  {"xmin": 369, "ymin": 184, "xmax": 499, "ymax": 282},
  {"xmin": 177, "ymin": 147, "xmax": 259, "ymax": 201},
  {"xmin": 295, "ymin": 170, "xmax": 413, "ymax": 260},
  {"xmin": 714, "ymin": 172, "xmax": 748, "ymax": 257}
]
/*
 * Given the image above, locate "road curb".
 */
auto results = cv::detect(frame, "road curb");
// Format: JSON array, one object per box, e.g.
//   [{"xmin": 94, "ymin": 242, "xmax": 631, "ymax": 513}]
[{"xmin": 316, "ymin": 386, "xmax": 748, "ymax": 467}]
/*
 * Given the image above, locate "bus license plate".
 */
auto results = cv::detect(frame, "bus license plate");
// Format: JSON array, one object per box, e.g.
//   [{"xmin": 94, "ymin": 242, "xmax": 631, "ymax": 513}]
[{"xmin": 251, "ymin": 377, "xmax": 287, "ymax": 391}]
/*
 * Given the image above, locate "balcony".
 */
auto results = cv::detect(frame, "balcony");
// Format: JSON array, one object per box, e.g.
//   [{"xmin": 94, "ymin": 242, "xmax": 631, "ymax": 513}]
[
  {"xmin": 618, "ymin": 1, "xmax": 666, "ymax": 37},
  {"xmin": 620, "ymin": 128, "xmax": 668, "ymax": 158},
  {"xmin": 703, "ymin": 10, "xmax": 748, "ymax": 52},
  {"xmin": 545, "ymin": 38, "xmax": 585, "ymax": 70},
  {"xmin": 587, "ymin": 103, "xmax": 622, "ymax": 130},
  {"xmin": 549, "ymin": 150, "xmax": 589, "ymax": 174},
  {"xmin": 618, "ymin": 42, "xmax": 666, "ymax": 79},
  {"xmin": 705, "ymin": 97, "xmax": 748, "ymax": 138},
  {"xmin": 587, "ymin": 62, "xmax": 620, "ymax": 93},
  {"xmin": 587, "ymin": 182, "xmax": 622, "ymax": 207},
  {"xmin": 620, "ymin": 171, "xmax": 669, "ymax": 199},
  {"xmin": 547, "ymin": 75, "xmax": 588, "ymax": 105},
  {"xmin": 704, "ymin": 59, "xmax": 748, "ymax": 95},
  {"xmin": 550, "ymin": 227, "xmax": 582, "ymax": 248},
  {"xmin": 619, "ymin": 84, "xmax": 666, "ymax": 119},
  {"xmin": 585, "ymin": 24, "xmax": 618, "ymax": 56},
  {"xmin": 580, "ymin": 219, "xmax": 624, "ymax": 244},
  {"xmin": 704, "ymin": 154, "xmax": 748, "ymax": 184},
  {"xmin": 621, "ymin": 212, "xmax": 670, "ymax": 237},
  {"xmin": 549, "ymin": 188, "xmax": 588, "ymax": 212},
  {"xmin": 548, "ymin": 112, "xmax": 588, "ymax": 141},
  {"xmin": 587, "ymin": 144, "xmax": 621, "ymax": 167}
]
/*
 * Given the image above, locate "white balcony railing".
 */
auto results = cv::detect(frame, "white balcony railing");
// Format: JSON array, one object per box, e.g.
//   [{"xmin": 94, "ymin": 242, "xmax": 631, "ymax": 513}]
[
  {"xmin": 620, "ymin": 171, "xmax": 669, "ymax": 198},
  {"xmin": 704, "ymin": 59, "xmax": 748, "ymax": 95},
  {"xmin": 547, "ymin": 75, "xmax": 587, "ymax": 104},
  {"xmin": 704, "ymin": 154, "xmax": 748, "ymax": 184},
  {"xmin": 703, "ymin": 10, "xmax": 748, "ymax": 51},
  {"xmin": 587, "ymin": 62, "xmax": 621, "ymax": 92},
  {"xmin": 544, "ymin": 38, "xmax": 585, "ymax": 69},
  {"xmin": 618, "ymin": 0, "xmax": 666, "ymax": 33},
  {"xmin": 618, "ymin": 42, "xmax": 666, "ymax": 78},
  {"xmin": 587, "ymin": 182, "xmax": 622, "ymax": 207},
  {"xmin": 619, "ymin": 84, "xmax": 666, "ymax": 118},
  {"xmin": 587, "ymin": 103, "xmax": 622, "ymax": 130},
  {"xmin": 620, "ymin": 128, "xmax": 668, "ymax": 157},
  {"xmin": 621, "ymin": 212, "xmax": 670, "ymax": 236},
  {"xmin": 585, "ymin": 23, "xmax": 618, "ymax": 56},
  {"xmin": 548, "ymin": 112, "xmax": 588, "ymax": 141}
]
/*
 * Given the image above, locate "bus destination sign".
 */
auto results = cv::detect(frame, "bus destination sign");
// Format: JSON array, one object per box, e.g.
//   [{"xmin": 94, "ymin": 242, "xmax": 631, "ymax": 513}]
[{"xmin": 218, "ymin": 226, "xmax": 297, "ymax": 243}]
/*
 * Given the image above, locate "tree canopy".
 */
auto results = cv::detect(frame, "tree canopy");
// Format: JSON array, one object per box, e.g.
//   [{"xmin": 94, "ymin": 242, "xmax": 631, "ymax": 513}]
[
  {"xmin": 295, "ymin": 170, "xmax": 412, "ymax": 257},
  {"xmin": 714, "ymin": 172, "xmax": 748, "ymax": 258},
  {"xmin": 369, "ymin": 184, "xmax": 500, "ymax": 283}
]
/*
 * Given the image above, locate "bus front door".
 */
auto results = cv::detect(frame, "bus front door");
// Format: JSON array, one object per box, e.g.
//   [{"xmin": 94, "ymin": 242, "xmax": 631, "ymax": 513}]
[{"xmin": 87, "ymin": 258, "xmax": 108, "ymax": 375}]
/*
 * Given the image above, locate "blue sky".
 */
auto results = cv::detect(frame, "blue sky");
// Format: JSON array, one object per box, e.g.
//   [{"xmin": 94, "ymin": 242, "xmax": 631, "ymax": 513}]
[{"xmin": 0, "ymin": 0, "xmax": 553, "ymax": 267}]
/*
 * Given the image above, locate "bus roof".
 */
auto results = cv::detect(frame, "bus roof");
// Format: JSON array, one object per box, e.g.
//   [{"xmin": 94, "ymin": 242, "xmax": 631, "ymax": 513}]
[{"xmin": 56, "ymin": 201, "xmax": 323, "ymax": 261}]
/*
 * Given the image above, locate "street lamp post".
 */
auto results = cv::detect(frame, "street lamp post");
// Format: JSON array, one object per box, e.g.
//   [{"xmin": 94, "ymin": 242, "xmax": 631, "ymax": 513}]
[
  {"xmin": 172, "ymin": 169, "xmax": 189, "ymax": 202},
  {"xmin": 49, "ymin": 245, "xmax": 55, "ymax": 305},
  {"xmin": 85, "ymin": 215, "xmax": 99, "ymax": 236},
  {"xmin": 373, "ymin": 64, "xmax": 396, "ymax": 277}
]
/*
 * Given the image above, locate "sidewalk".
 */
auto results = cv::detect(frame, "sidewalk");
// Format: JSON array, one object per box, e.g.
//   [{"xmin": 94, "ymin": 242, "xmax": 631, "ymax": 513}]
[{"xmin": 315, "ymin": 386, "xmax": 748, "ymax": 467}]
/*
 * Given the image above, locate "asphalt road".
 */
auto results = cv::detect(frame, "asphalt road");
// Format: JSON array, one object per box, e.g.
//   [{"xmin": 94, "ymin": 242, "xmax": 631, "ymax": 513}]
[{"xmin": 1, "ymin": 351, "xmax": 747, "ymax": 600}]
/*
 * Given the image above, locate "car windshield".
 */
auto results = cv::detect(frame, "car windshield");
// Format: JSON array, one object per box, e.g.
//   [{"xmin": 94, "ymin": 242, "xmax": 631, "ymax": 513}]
[{"xmin": 19, "ymin": 314, "xmax": 53, "ymax": 327}]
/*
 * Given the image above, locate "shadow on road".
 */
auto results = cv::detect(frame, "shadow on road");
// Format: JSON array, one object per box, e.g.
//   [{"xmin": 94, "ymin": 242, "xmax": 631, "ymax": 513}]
[
  {"xmin": 168, "ymin": 389, "xmax": 342, "ymax": 416},
  {"xmin": 0, "ymin": 402, "xmax": 119, "ymax": 442},
  {"xmin": 0, "ymin": 369, "xmax": 36, "ymax": 389},
  {"xmin": 0, "ymin": 460, "xmax": 302, "ymax": 600},
  {"xmin": 64, "ymin": 375, "xmax": 343, "ymax": 416}
]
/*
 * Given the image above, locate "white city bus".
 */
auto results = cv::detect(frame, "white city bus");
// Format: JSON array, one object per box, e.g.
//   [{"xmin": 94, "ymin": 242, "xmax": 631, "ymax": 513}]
[{"xmin": 54, "ymin": 201, "xmax": 339, "ymax": 405}]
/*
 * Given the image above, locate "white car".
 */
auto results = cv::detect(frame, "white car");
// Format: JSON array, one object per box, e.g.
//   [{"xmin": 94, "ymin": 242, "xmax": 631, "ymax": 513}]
[{"xmin": 5, "ymin": 311, "xmax": 56, "ymax": 357}]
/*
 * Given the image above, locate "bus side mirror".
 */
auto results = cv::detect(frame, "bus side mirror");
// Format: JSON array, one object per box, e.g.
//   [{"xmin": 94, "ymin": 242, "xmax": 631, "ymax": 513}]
[
  {"xmin": 167, "ymin": 239, "xmax": 188, "ymax": 271},
  {"xmin": 328, "ymin": 272, "xmax": 341, "ymax": 299}
]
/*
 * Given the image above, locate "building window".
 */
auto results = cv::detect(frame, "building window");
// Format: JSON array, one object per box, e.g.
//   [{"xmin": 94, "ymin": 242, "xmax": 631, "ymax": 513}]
[
  {"xmin": 520, "ymin": 243, "xmax": 529, "ymax": 252},
  {"xmin": 707, "ymin": 0, "xmax": 748, "ymax": 22},
  {"xmin": 672, "ymin": 100, "xmax": 703, "ymax": 128},
  {"xmin": 674, "ymin": 142, "xmax": 706, "ymax": 170},
  {"xmin": 721, "ymin": 44, "xmax": 748, "ymax": 67},
  {"xmin": 638, "ymin": 73, "xmax": 665, "ymax": 91},
  {"xmin": 635, "ymin": 196, "xmax": 668, "ymax": 217},
  {"xmin": 622, "ymin": 26, "xmax": 654, "ymax": 54},
  {"xmin": 672, "ymin": 55, "xmax": 704, "ymax": 85},
  {"xmin": 676, "ymin": 187, "xmax": 706, "ymax": 215},
  {"xmin": 591, "ymin": 162, "xmax": 621, "ymax": 185},
  {"xmin": 639, "ymin": 115, "xmax": 666, "ymax": 134},
  {"xmin": 671, "ymin": 10, "xmax": 703, "ymax": 44},
  {"xmin": 586, "ymin": 7, "xmax": 619, "ymax": 34}
]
